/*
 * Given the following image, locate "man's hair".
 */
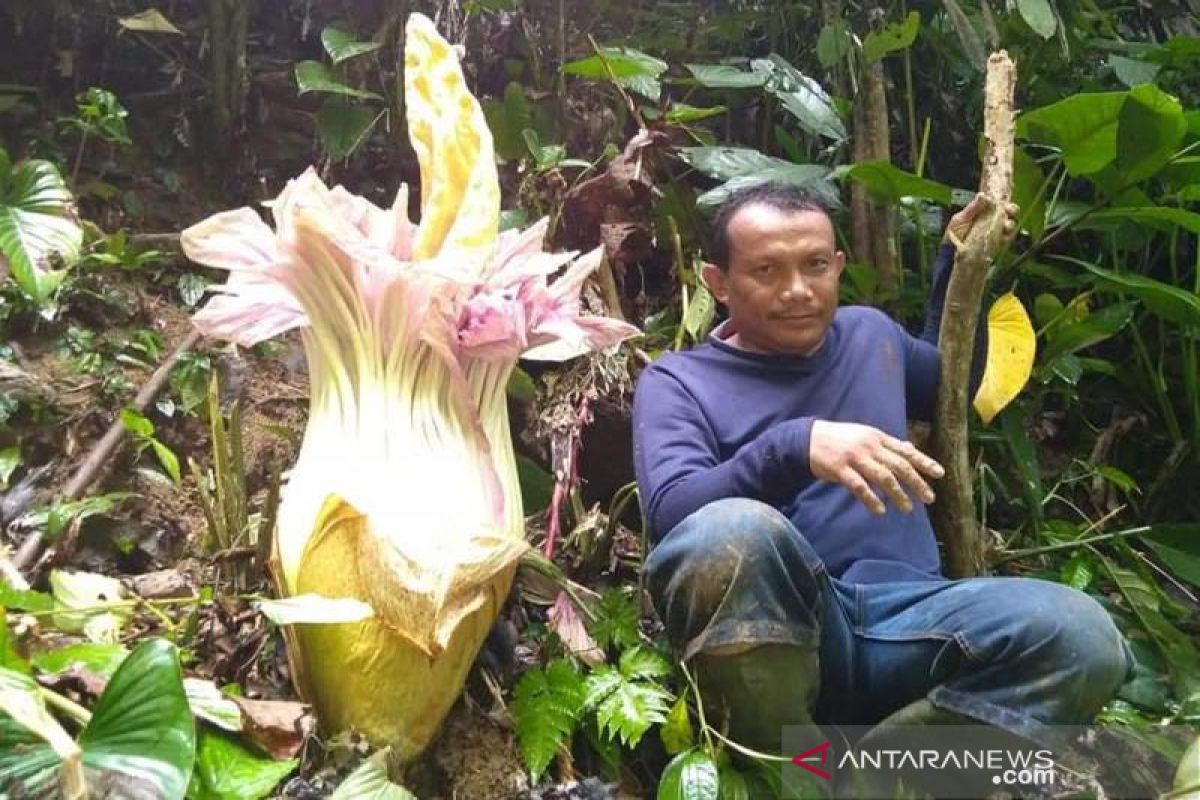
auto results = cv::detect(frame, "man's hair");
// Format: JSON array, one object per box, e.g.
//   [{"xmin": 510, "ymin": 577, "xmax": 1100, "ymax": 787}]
[{"xmin": 709, "ymin": 182, "xmax": 833, "ymax": 272}]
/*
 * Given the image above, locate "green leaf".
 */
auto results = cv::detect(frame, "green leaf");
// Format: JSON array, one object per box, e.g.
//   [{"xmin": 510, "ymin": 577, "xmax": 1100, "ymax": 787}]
[
  {"xmin": 665, "ymin": 104, "xmax": 727, "ymax": 125},
  {"xmin": 754, "ymin": 55, "xmax": 846, "ymax": 142},
  {"xmin": 1103, "ymin": 557, "xmax": 1200, "ymax": 700},
  {"xmin": 190, "ymin": 729, "xmax": 295, "ymax": 800},
  {"xmin": 1060, "ymin": 552, "xmax": 1096, "ymax": 590},
  {"xmin": 515, "ymin": 453, "xmax": 553, "ymax": 515},
  {"xmin": 697, "ymin": 169, "xmax": 839, "ymax": 213},
  {"xmin": 1016, "ymin": 0, "xmax": 1057, "ymax": 39},
  {"xmin": 1109, "ymin": 55, "xmax": 1161, "ymax": 87},
  {"xmin": 1017, "ymin": 92, "xmax": 1126, "ymax": 176},
  {"xmin": 660, "ymin": 696, "xmax": 694, "ymax": 755},
  {"xmin": 1013, "ymin": 147, "xmax": 1047, "ymax": 239},
  {"xmin": 119, "ymin": 406, "xmax": 154, "ymax": 438},
  {"xmin": 1074, "ymin": 206, "xmax": 1200, "ymax": 235},
  {"xmin": 680, "ymin": 146, "xmax": 787, "ymax": 179},
  {"xmin": 0, "ymin": 665, "xmax": 82, "ymax": 794},
  {"xmin": 862, "ymin": 12, "xmax": 921, "ymax": 64},
  {"xmin": 718, "ymin": 763, "xmax": 752, "ymax": 800},
  {"xmin": 483, "ymin": 82, "xmax": 532, "ymax": 161},
  {"xmin": 1, "ymin": 639, "xmax": 197, "ymax": 798},
  {"xmin": 1116, "ymin": 84, "xmax": 1187, "ymax": 183},
  {"xmin": 841, "ymin": 161, "xmax": 962, "ymax": 205},
  {"xmin": 816, "ymin": 21, "xmax": 852, "ymax": 68},
  {"xmin": 321, "ymin": 27, "xmax": 382, "ymax": 65},
  {"xmin": 1041, "ymin": 301, "xmax": 1135, "ymax": 362},
  {"xmin": 683, "ymin": 285, "xmax": 715, "ymax": 340},
  {"xmin": 1067, "ymin": 257, "xmax": 1200, "ymax": 328},
  {"xmin": 562, "ymin": 47, "xmax": 667, "ymax": 101},
  {"xmin": 32, "ymin": 642, "xmax": 128, "ymax": 678},
  {"xmin": 294, "ymin": 61, "xmax": 382, "ymax": 100},
  {"xmin": 330, "ymin": 749, "xmax": 417, "ymax": 799},
  {"xmin": 683, "ymin": 64, "xmax": 765, "ymax": 89},
  {"xmin": 511, "ymin": 659, "xmax": 586, "ymax": 782},
  {"xmin": 0, "ymin": 150, "xmax": 81, "ymax": 303},
  {"xmin": 316, "ymin": 101, "xmax": 380, "ymax": 161},
  {"xmin": 0, "ymin": 446, "xmax": 19, "ymax": 490},
  {"xmin": 257, "ymin": 594, "xmax": 374, "ymax": 625},
  {"xmin": 586, "ymin": 667, "xmax": 671, "ymax": 747},
  {"xmin": 619, "ymin": 646, "xmax": 672, "ymax": 681},
  {"xmin": 1096, "ymin": 465, "xmax": 1139, "ymax": 494},
  {"xmin": 150, "ymin": 439, "xmax": 181, "ymax": 485},
  {"xmin": 1142, "ymin": 525, "xmax": 1200, "ymax": 590},
  {"xmin": 589, "ymin": 587, "xmax": 641, "ymax": 651},
  {"xmin": 0, "ymin": 581, "xmax": 52, "ymax": 613},
  {"xmin": 184, "ymin": 679, "xmax": 243, "ymax": 733},
  {"xmin": 50, "ymin": 569, "xmax": 130, "ymax": 642},
  {"xmin": 657, "ymin": 748, "xmax": 720, "ymax": 800}
]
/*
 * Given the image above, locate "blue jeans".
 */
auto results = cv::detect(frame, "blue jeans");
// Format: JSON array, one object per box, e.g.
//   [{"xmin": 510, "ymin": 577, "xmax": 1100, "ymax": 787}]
[{"xmin": 644, "ymin": 498, "xmax": 1135, "ymax": 749}]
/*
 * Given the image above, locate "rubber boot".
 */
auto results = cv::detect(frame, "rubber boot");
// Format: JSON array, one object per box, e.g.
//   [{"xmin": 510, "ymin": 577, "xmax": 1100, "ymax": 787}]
[{"xmin": 692, "ymin": 642, "xmax": 820, "ymax": 754}]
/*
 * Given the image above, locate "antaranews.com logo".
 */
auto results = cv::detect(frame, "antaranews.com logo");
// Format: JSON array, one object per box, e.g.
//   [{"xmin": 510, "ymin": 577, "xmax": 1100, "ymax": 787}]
[{"xmin": 782, "ymin": 723, "xmax": 1190, "ymax": 799}]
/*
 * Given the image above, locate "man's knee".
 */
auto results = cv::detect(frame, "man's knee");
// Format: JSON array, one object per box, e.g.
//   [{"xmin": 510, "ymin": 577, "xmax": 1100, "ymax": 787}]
[
  {"xmin": 1003, "ymin": 582, "xmax": 1131, "ymax": 711},
  {"xmin": 645, "ymin": 498, "xmax": 799, "ymax": 588},
  {"xmin": 642, "ymin": 497, "xmax": 824, "ymax": 643}
]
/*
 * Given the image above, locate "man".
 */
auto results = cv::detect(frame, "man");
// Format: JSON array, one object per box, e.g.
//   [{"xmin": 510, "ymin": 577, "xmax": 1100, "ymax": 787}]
[{"xmin": 632, "ymin": 183, "xmax": 1134, "ymax": 768}]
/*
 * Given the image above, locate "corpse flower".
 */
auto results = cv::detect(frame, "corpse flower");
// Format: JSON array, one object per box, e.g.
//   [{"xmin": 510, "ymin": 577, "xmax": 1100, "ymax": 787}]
[{"xmin": 180, "ymin": 13, "xmax": 638, "ymax": 759}]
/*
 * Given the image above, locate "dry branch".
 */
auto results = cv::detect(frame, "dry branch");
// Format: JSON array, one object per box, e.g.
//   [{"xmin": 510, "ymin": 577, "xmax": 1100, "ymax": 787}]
[{"xmin": 930, "ymin": 51, "xmax": 1016, "ymax": 578}]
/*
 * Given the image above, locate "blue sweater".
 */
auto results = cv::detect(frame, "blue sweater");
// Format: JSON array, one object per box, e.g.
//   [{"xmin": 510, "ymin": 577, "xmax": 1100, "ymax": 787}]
[{"xmin": 633, "ymin": 244, "xmax": 980, "ymax": 585}]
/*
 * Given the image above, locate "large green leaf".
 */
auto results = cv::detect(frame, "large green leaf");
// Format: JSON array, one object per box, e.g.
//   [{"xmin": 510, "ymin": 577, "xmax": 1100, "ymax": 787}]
[
  {"xmin": 1017, "ymin": 92, "xmax": 1127, "ymax": 175},
  {"xmin": 1115, "ymin": 84, "xmax": 1187, "ymax": 183},
  {"xmin": 1016, "ymin": 0, "xmax": 1057, "ymax": 39},
  {"xmin": 0, "ymin": 638, "xmax": 195, "ymax": 798},
  {"xmin": 657, "ymin": 748, "xmax": 719, "ymax": 800},
  {"xmin": 840, "ymin": 161, "xmax": 963, "ymax": 205},
  {"xmin": 679, "ymin": 146, "xmax": 788, "ymax": 180},
  {"xmin": 294, "ymin": 61, "xmax": 382, "ymax": 100},
  {"xmin": 696, "ymin": 168, "xmax": 839, "ymax": 212},
  {"xmin": 753, "ymin": 55, "xmax": 846, "ymax": 142},
  {"xmin": 862, "ymin": 12, "xmax": 921, "ymax": 64},
  {"xmin": 1012, "ymin": 147, "xmax": 1047, "ymax": 239},
  {"xmin": 1041, "ymin": 300, "xmax": 1136, "ymax": 361},
  {"xmin": 1109, "ymin": 55, "xmax": 1161, "ymax": 87},
  {"xmin": 315, "ymin": 101, "xmax": 380, "ymax": 161},
  {"xmin": 683, "ymin": 64, "xmax": 766, "ymax": 89},
  {"xmin": 0, "ymin": 149, "xmax": 81, "ymax": 303},
  {"xmin": 1062, "ymin": 256, "xmax": 1200, "ymax": 328},
  {"xmin": 320, "ymin": 27, "xmax": 381, "ymax": 65},
  {"xmin": 1075, "ymin": 206, "xmax": 1200, "ymax": 235},
  {"xmin": 562, "ymin": 47, "xmax": 667, "ymax": 101},
  {"xmin": 189, "ymin": 729, "xmax": 296, "ymax": 800}
]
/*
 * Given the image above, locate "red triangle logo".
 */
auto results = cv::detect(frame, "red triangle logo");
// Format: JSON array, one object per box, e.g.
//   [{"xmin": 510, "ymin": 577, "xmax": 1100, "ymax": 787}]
[{"xmin": 792, "ymin": 740, "xmax": 832, "ymax": 780}]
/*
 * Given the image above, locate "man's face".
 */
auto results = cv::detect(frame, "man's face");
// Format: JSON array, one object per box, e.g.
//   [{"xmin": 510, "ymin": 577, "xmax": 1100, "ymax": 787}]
[{"xmin": 704, "ymin": 203, "xmax": 845, "ymax": 356}]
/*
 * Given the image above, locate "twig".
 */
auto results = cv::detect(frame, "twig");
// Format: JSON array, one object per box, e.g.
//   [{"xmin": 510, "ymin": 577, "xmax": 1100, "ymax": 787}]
[
  {"xmin": 990, "ymin": 526, "xmax": 1149, "ymax": 565},
  {"xmin": 13, "ymin": 328, "xmax": 205, "ymax": 573},
  {"xmin": 586, "ymin": 34, "xmax": 647, "ymax": 130}
]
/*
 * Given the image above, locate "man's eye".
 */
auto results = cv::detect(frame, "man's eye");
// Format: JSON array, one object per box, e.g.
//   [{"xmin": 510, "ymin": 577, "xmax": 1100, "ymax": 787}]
[{"xmin": 756, "ymin": 265, "xmax": 773, "ymax": 275}]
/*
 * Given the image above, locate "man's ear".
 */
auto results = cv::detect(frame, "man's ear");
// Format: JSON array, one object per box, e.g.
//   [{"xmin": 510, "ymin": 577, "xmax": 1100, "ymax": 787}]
[
  {"xmin": 833, "ymin": 250, "xmax": 846, "ymax": 279},
  {"xmin": 701, "ymin": 261, "xmax": 729, "ymax": 305}
]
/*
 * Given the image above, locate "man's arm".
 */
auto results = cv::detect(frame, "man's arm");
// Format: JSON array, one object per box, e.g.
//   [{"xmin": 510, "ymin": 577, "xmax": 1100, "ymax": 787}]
[{"xmin": 632, "ymin": 366, "xmax": 815, "ymax": 543}]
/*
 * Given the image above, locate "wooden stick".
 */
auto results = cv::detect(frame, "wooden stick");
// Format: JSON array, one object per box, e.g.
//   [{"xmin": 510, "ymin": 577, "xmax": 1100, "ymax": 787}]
[
  {"xmin": 930, "ymin": 52, "xmax": 1016, "ymax": 578},
  {"xmin": 13, "ymin": 328, "xmax": 205, "ymax": 572}
]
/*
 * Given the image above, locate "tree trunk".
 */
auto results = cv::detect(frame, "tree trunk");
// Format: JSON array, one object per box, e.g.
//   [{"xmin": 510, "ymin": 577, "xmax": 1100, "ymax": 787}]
[
  {"xmin": 208, "ymin": 0, "xmax": 252, "ymax": 149},
  {"xmin": 930, "ymin": 52, "xmax": 1017, "ymax": 578},
  {"xmin": 850, "ymin": 50, "xmax": 899, "ymax": 302}
]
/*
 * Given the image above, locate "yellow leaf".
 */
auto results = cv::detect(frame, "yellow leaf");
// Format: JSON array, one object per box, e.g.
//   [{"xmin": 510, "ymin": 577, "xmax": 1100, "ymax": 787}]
[{"xmin": 973, "ymin": 292, "xmax": 1036, "ymax": 424}]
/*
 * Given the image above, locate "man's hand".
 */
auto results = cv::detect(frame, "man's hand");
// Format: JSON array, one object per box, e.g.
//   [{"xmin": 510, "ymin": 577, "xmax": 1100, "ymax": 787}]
[
  {"xmin": 809, "ymin": 421, "xmax": 945, "ymax": 515},
  {"xmin": 944, "ymin": 193, "xmax": 1020, "ymax": 250}
]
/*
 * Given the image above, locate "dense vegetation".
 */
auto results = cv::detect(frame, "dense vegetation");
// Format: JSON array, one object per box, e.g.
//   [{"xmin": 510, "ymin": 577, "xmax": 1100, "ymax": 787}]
[{"xmin": 0, "ymin": 1, "xmax": 1198, "ymax": 797}]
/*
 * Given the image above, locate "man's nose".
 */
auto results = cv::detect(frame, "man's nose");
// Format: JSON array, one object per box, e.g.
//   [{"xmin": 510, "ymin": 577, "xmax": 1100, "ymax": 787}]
[{"xmin": 781, "ymin": 270, "xmax": 815, "ymax": 301}]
